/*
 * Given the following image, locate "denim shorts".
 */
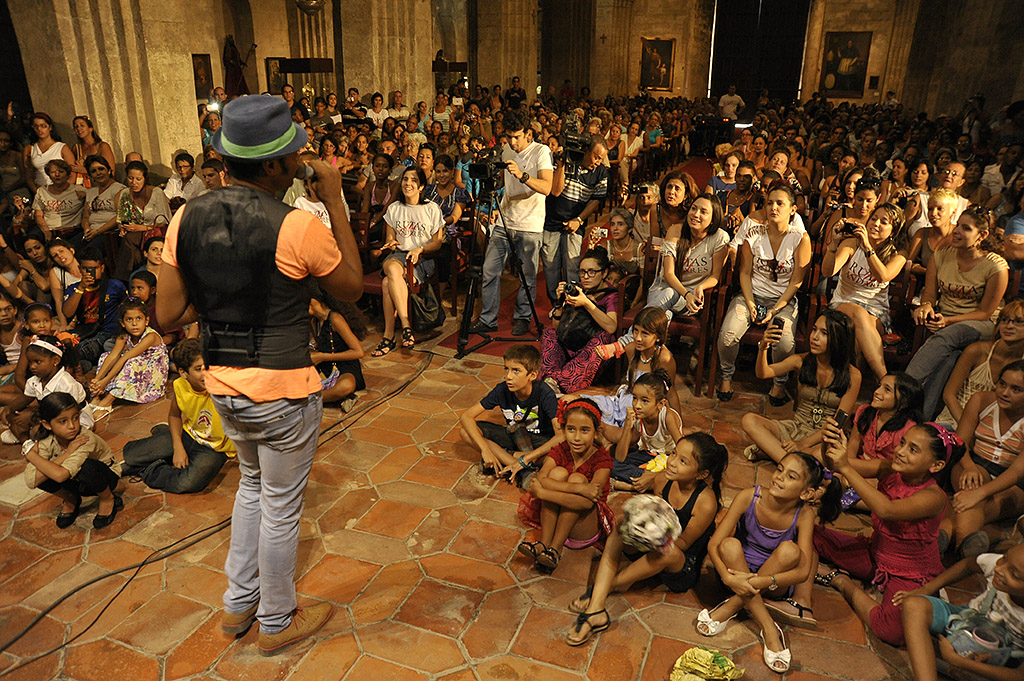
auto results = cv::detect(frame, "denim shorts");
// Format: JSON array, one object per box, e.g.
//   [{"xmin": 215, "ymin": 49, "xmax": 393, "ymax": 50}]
[{"xmin": 923, "ymin": 596, "xmax": 965, "ymax": 635}]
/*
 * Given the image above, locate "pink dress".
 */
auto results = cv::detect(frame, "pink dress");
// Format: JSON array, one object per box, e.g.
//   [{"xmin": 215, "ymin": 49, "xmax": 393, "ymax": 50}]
[{"xmin": 814, "ymin": 473, "xmax": 946, "ymax": 646}]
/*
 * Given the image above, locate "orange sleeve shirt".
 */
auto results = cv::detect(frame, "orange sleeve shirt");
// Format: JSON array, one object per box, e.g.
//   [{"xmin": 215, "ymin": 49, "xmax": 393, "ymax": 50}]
[{"xmin": 163, "ymin": 205, "xmax": 342, "ymax": 401}]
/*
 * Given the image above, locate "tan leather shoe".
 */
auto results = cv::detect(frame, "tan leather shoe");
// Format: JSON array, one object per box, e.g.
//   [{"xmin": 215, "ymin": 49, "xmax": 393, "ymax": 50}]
[
  {"xmin": 258, "ymin": 602, "xmax": 334, "ymax": 656},
  {"xmin": 221, "ymin": 603, "xmax": 259, "ymax": 635}
]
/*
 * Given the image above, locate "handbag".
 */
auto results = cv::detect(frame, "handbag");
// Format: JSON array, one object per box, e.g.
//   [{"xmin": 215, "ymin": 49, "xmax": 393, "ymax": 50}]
[
  {"xmin": 944, "ymin": 587, "xmax": 1024, "ymax": 667},
  {"xmin": 409, "ymin": 282, "xmax": 445, "ymax": 333},
  {"xmin": 556, "ymin": 287, "xmax": 614, "ymax": 352}
]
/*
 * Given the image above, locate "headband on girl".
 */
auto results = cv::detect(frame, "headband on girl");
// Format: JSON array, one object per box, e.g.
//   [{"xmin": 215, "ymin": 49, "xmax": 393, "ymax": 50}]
[
  {"xmin": 29, "ymin": 336, "xmax": 62, "ymax": 358},
  {"xmin": 925, "ymin": 422, "xmax": 963, "ymax": 462},
  {"xmin": 557, "ymin": 399, "xmax": 602, "ymax": 427}
]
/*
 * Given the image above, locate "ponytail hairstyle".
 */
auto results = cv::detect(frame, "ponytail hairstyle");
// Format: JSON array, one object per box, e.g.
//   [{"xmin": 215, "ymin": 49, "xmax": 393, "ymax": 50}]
[
  {"xmin": 790, "ymin": 452, "xmax": 843, "ymax": 523},
  {"xmin": 798, "ymin": 309, "xmax": 854, "ymax": 396},
  {"xmin": 118, "ymin": 297, "xmax": 149, "ymax": 323},
  {"xmin": 627, "ymin": 307, "xmax": 668, "ymax": 389},
  {"xmin": 36, "ymin": 391, "xmax": 82, "ymax": 438},
  {"xmin": 683, "ymin": 432, "xmax": 728, "ymax": 503},
  {"xmin": 917, "ymin": 422, "xmax": 965, "ymax": 466},
  {"xmin": 634, "ymin": 368, "xmax": 672, "ymax": 403},
  {"xmin": 869, "ymin": 202, "xmax": 907, "ymax": 264},
  {"xmin": 856, "ymin": 371, "xmax": 923, "ymax": 436},
  {"xmin": 556, "ymin": 397, "xmax": 602, "ymax": 429}
]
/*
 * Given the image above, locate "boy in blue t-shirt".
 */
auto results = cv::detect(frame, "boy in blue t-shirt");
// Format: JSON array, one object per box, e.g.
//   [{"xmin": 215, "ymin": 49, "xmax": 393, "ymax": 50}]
[{"xmin": 459, "ymin": 344, "xmax": 561, "ymax": 487}]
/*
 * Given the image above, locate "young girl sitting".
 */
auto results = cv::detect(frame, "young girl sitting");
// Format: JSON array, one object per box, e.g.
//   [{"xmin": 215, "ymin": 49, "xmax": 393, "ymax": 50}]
[
  {"xmin": 88, "ymin": 298, "xmax": 169, "ymax": 419},
  {"xmin": 517, "ymin": 398, "xmax": 614, "ymax": 572},
  {"xmin": 23, "ymin": 392, "xmax": 122, "ymax": 529},
  {"xmin": 742, "ymin": 309, "xmax": 862, "ymax": 462},
  {"xmin": 612, "ymin": 370, "xmax": 684, "ymax": 492},
  {"xmin": 580, "ymin": 307, "xmax": 681, "ymax": 441},
  {"xmin": 830, "ymin": 372, "xmax": 923, "ymax": 511},
  {"xmin": 564, "ymin": 433, "xmax": 728, "ymax": 645},
  {"xmin": 701, "ymin": 452, "xmax": 842, "ymax": 673},
  {"xmin": 1, "ymin": 335, "xmax": 93, "ymax": 442},
  {"xmin": 943, "ymin": 360, "xmax": 1024, "ymax": 558},
  {"xmin": 816, "ymin": 420, "xmax": 955, "ymax": 647},
  {"xmin": 309, "ymin": 295, "xmax": 365, "ymax": 412}
]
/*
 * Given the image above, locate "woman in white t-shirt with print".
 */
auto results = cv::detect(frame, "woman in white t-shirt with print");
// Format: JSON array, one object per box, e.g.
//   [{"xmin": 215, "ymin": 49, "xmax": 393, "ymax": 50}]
[
  {"xmin": 646, "ymin": 194, "xmax": 729, "ymax": 322},
  {"xmin": 372, "ymin": 166, "xmax": 444, "ymax": 357},
  {"xmin": 716, "ymin": 184, "xmax": 811, "ymax": 402}
]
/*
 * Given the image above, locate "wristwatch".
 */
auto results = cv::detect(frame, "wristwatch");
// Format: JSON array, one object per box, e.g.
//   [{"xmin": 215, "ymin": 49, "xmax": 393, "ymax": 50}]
[{"xmin": 519, "ymin": 172, "xmax": 531, "ymax": 184}]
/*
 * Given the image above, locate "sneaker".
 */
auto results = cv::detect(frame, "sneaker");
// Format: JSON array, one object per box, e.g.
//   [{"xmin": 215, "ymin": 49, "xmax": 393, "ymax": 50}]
[
  {"xmin": 222, "ymin": 603, "xmax": 259, "ymax": 635},
  {"xmin": 511, "ymin": 319, "xmax": 532, "ymax": 336},
  {"xmin": 0, "ymin": 429, "xmax": 19, "ymax": 445},
  {"xmin": 258, "ymin": 602, "xmax": 334, "ymax": 656},
  {"xmin": 468, "ymin": 320, "xmax": 498, "ymax": 335}
]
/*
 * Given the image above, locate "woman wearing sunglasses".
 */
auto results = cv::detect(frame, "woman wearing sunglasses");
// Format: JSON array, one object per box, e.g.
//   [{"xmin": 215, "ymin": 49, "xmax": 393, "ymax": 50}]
[{"xmin": 716, "ymin": 183, "xmax": 811, "ymax": 403}]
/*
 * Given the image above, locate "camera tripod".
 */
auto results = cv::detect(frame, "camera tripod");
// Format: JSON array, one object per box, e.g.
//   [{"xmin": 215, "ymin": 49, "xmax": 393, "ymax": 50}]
[{"xmin": 455, "ymin": 189, "xmax": 543, "ymax": 359}]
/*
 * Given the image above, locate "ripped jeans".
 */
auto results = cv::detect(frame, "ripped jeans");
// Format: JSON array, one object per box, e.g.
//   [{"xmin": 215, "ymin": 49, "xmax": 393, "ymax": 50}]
[{"xmin": 716, "ymin": 294, "xmax": 798, "ymax": 388}]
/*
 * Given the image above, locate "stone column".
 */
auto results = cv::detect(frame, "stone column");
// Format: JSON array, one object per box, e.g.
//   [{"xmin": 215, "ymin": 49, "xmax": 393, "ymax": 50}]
[
  {"xmin": 9, "ymin": 0, "xmax": 205, "ymax": 175},
  {"xmin": 293, "ymin": 1, "xmax": 336, "ymax": 99},
  {"xmin": 880, "ymin": 0, "xmax": 921, "ymax": 104},
  {"xmin": 592, "ymin": 0, "xmax": 634, "ymax": 97},
  {"xmin": 475, "ymin": 0, "xmax": 539, "ymax": 102},
  {"xmin": 339, "ymin": 0, "xmax": 435, "ymax": 107}
]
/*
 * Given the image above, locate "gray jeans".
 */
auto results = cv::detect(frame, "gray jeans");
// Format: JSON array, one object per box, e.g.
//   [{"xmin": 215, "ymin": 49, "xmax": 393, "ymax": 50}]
[
  {"xmin": 214, "ymin": 392, "xmax": 323, "ymax": 634},
  {"xmin": 906, "ymin": 320, "xmax": 994, "ymax": 419},
  {"xmin": 717, "ymin": 293, "xmax": 798, "ymax": 387},
  {"xmin": 540, "ymin": 230, "xmax": 582, "ymax": 305},
  {"xmin": 479, "ymin": 228, "xmax": 542, "ymax": 326}
]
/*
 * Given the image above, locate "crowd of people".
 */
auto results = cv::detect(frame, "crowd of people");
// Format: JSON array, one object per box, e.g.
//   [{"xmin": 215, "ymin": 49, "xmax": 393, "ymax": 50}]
[{"xmin": 3, "ymin": 77, "xmax": 1024, "ymax": 677}]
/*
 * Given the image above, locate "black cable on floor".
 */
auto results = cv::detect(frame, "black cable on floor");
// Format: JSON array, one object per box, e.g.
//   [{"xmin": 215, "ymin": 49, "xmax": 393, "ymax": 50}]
[
  {"xmin": 0, "ymin": 348, "xmax": 441, "ymax": 675},
  {"xmin": 0, "ymin": 517, "xmax": 231, "ymax": 676}
]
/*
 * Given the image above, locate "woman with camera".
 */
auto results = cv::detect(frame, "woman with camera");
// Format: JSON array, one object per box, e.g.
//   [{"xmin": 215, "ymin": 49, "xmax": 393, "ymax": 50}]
[
  {"xmin": 716, "ymin": 184, "xmax": 811, "ymax": 403},
  {"xmin": 823, "ymin": 203, "xmax": 909, "ymax": 381},
  {"xmin": 541, "ymin": 246, "xmax": 618, "ymax": 394},
  {"xmin": 907, "ymin": 206, "xmax": 1008, "ymax": 419}
]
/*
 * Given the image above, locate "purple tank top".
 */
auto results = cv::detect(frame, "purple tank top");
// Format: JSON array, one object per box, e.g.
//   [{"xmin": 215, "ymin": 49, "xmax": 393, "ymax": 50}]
[{"xmin": 735, "ymin": 485, "xmax": 802, "ymax": 572}]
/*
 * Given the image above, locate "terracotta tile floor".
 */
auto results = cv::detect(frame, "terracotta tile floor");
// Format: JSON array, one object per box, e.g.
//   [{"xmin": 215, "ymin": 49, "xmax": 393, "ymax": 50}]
[{"xmin": 0, "ymin": 320, "xmax": 925, "ymax": 681}]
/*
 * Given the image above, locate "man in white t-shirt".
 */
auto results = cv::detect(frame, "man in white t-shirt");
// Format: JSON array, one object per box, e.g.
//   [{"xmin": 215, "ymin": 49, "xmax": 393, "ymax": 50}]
[
  {"xmin": 470, "ymin": 109, "xmax": 554, "ymax": 336},
  {"xmin": 165, "ymin": 152, "xmax": 207, "ymax": 202},
  {"xmin": 718, "ymin": 86, "xmax": 745, "ymax": 121}
]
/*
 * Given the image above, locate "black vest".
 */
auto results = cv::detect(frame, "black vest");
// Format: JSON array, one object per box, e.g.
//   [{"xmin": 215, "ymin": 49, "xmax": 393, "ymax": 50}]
[{"xmin": 176, "ymin": 186, "xmax": 312, "ymax": 370}]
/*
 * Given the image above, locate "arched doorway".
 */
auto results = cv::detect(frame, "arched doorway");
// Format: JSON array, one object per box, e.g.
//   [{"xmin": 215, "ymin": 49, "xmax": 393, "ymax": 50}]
[
  {"xmin": 0, "ymin": 1, "xmax": 32, "ymax": 114},
  {"xmin": 221, "ymin": 0, "xmax": 258, "ymax": 95}
]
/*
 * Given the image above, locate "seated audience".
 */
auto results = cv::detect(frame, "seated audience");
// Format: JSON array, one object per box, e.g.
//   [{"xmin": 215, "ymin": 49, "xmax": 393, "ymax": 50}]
[
  {"xmin": 33, "ymin": 160, "xmax": 86, "ymax": 242},
  {"xmin": 81, "ymin": 155, "xmax": 126, "ymax": 242}
]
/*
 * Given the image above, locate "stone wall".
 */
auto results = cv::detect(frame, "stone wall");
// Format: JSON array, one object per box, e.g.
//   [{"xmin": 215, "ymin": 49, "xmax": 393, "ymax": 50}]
[
  {"xmin": 902, "ymin": 0, "xmax": 1024, "ymax": 116},
  {"xmin": 799, "ymin": 0, "xmax": 920, "ymax": 105},
  {"xmin": 586, "ymin": 0, "xmax": 713, "ymax": 99}
]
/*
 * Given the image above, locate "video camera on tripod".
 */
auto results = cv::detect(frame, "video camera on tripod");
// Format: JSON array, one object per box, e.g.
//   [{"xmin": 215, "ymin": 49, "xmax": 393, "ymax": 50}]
[{"xmin": 467, "ymin": 146, "xmax": 509, "ymax": 185}]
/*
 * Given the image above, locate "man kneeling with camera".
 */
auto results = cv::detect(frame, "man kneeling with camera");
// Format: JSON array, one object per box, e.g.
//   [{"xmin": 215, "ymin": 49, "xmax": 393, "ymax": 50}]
[{"xmin": 541, "ymin": 136, "xmax": 609, "ymax": 308}]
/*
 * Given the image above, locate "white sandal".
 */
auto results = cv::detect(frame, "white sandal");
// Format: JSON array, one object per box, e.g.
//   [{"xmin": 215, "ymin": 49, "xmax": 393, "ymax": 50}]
[
  {"xmin": 761, "ymin": 621, "xmax": 791, "ymax": 673},
  {"xmin": 696, "ymin": 600, "xmax": 736, "ymax": 636},
  {"xmin": 91, "ymin": 405, "xmax": 114, "ymax": 421}
]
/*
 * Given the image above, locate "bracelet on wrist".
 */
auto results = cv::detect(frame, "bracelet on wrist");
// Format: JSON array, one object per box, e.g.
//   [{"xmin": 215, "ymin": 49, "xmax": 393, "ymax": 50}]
[
  {"xmin": 770, "ymin": 574, "xmax": 777, "ymax": 590},
  {"xmin": 864, "ymin": 249, "xmax": 875, "ymax": 258}
]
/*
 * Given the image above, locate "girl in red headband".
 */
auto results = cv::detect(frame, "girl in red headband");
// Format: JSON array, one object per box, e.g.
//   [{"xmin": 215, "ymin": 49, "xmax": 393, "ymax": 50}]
[{"xmin": 517, "ymin": 397, "xmax": 614, "ymax": 573}]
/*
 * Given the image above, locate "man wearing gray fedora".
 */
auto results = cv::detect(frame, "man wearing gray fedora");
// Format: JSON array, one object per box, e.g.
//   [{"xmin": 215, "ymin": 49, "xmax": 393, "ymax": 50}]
[{"xmin": 157, "ymin": 95, "xmax": 362, "ymax": 656}]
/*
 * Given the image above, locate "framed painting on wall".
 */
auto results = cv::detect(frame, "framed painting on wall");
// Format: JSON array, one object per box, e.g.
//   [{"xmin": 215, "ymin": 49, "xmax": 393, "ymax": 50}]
[
  {"xmin": 639, "ymin": 37, "xmax": 674, "ymax": 91},
  {"xmin": 265, "ymin": 57, "xmax": 287, "ymax": 95},
  {"xmin": 819, "ymin": 31, "xmax": 871, "ymax": 98},
  {"xmin": 192, "ymin": 54, "xmax": 213, "ymax": 99}
]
